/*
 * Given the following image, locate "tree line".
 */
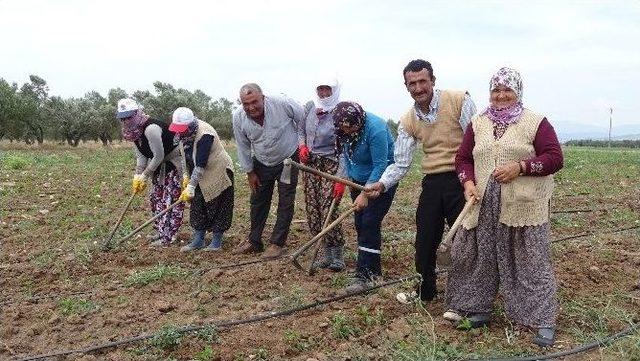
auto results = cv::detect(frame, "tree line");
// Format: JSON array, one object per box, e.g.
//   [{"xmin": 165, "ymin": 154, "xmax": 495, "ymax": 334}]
[
  {"xmin": 0, "ymin": 75, "xmax": 236, "ymax": 146},
  {"xmin": 564, "ymin": 139, "xmax": 640, "ymax": 148}
]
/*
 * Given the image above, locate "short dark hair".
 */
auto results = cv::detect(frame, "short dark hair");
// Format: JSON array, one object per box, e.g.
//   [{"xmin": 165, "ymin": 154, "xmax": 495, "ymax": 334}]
[{"xmin": 403, "ymin": 59, "xmax": 434, "ymax": 82}]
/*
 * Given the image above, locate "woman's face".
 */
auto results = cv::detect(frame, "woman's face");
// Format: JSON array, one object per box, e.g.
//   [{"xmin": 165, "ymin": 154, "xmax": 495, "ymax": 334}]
[
  {"xmin": 317, "ymin": 85, "xmax": 333, "ymax": 99},
  {"xmin": 338, "ymin": 122, "xmax": 360, "ymax": 135},
  {"xmin": 490, "ymin": 84, "xmax": 518, "ymax": 108}
]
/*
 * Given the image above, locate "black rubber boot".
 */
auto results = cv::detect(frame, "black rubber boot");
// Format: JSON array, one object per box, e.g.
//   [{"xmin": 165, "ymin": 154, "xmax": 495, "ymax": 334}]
[{"xmin": 328, "ymin": 245, "xmax": 345, "ymax": 272}]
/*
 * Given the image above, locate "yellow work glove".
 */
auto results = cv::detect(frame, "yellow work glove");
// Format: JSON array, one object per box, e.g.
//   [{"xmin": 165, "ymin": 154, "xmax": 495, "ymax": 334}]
[
  {"xmin": 179, "ymin": 184, "xmax": 195, "ymax": 202},
  {"xmin": 132, "ymin": 174, "xmax": 148, "ymax": 194},
  {"xmin": 181, "ymin": 175, "xmax": 190, "ymax": 190}
]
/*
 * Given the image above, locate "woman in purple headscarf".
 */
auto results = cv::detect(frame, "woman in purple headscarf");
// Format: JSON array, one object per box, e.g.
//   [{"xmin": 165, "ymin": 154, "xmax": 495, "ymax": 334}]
[
  {"xmin": 116, "ymin": 98, "xmax": 184, "ymax": 248},
  {"xmin": 444, "ymin": 68, "xmax": 564, "ymax": 347}
]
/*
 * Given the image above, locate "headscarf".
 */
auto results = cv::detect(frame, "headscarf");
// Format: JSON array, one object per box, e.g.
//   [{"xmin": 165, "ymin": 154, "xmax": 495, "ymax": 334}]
[
  {"xmin": 482, "ymin": 67, "xmax": 524, "ymax": 125},
  {"xmin": 314, "ymin": 75, "xmax": 341, "ymax": 114},
  {"xmin": 121, "ymin": 109, "xmax": 149, "ymax": 142},
  {"xmin": 177, "ymin": 120, "xmax": 199, "ymax": 145},
  {"xmin": 333, "ymin": 101, "xmax": 366, "ymax": 158}
]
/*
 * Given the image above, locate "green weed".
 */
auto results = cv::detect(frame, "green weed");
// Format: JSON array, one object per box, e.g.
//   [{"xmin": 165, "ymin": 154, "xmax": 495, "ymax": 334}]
[
  {"xmin": 125, "ymin": 264, "xmax": 186, "ymax": 287},
  {"xmin": 58, "ymin": 297, "xmax": 98, "ymax": 316},
  {"xmin": 194, "ymin": 345, "xmax": 217, "ymax": 361},
  {"xmin": 331, "ymin": 312, "xmax": 362, "ymax": 340},
  {"xmin": 149, "ymin": 324, "xmax": 183, "ymax": 351}
]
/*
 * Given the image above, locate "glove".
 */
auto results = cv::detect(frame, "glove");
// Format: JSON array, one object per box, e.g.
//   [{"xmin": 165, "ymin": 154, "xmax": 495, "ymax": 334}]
[
  {"xmin": 298, "ymin": 144, "xmax": 310, "ymax": 164},
  {"xmin": 333, "ymin": 182, "xmax": 345, "ymax": 199},
  {"xmin": 181, "ymin": 175, "xmax": 190, "ymax": 190},
  {"xmin": 132, "ymin": 174, "xmax": 147, "ymax": 194},
  {"xmin": 179, "ymin": 184, "xmax": 195, "ymax": 202}
]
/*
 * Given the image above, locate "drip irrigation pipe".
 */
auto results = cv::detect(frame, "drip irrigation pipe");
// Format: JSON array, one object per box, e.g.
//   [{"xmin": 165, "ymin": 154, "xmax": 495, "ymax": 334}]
[{"xmin": 14, "ymin": 274, "xmax": 420, "ymax": 361}]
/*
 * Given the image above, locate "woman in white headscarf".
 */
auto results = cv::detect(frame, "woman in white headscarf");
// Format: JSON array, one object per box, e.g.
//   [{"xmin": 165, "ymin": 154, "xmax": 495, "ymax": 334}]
[{"xmin": 297, "ymin": 76, "xmax": 346, "ymax": 271}]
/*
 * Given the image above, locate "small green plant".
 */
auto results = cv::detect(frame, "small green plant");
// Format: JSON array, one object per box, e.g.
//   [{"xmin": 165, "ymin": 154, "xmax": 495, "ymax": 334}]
[
  {"xmin": 331, "ymin": 312, "xmax": 362, "ymax": 340},
  {"xmin": 356, "ymin": 305, "xmax": 385, "ymax": 327},
  {"xmin": 125, "ymin": 264, "xmax": 186, "ymax": 287},
  {"xmin": 58, "ymin": 298, "xmax": 98, "ymax": 316},
  {"xmin": 330, "ymin": 273, "xmax": 348, "ymax": 288},
  {"xmin": 278, "ymin": 285, "xmax": 306, "ymax": 309},
  {"xmin": 2, "ymin": 154, "xmax": 32, "ymax": 170},
  {"xmin": 253, "ymin": 348, "xmax": 268, "ymax": 360},
  {"xmin": 195, "ymin": 325, "xmax": 219, "ymax": 343},
  {"xmin": 194, "ymin": 345, "xmax": 217, "ymax": 361},
  {"xmin": 149, "ymin": 324, "xmax": 182, "ymax": 351},
  {"xmin": 457, "ymin": 317, "xmax": 473, "ymax": 331},
  {"xmin": 284, "ymin": 329, "xmax": 312, "ymax": 352},
  {"xmin": 31, "ymin": 250, "xmax": 57, "ymax": 268}
]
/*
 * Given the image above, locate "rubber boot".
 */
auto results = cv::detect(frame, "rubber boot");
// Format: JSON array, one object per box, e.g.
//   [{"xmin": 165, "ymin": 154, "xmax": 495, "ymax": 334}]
[
  {"xmin": 205, "ymin": 232, "xmax": 223, "ymax": 251},
  {"xmin": 180, "ymin": 230, "xmax": 205, "ymax": 252},
  {"xmin": 328, "ymin": 245, "xmax": 345, "ymax": 271},
  {"xmin": 312, "ymin": 243, "xmax": 332, "ymax": 269}
]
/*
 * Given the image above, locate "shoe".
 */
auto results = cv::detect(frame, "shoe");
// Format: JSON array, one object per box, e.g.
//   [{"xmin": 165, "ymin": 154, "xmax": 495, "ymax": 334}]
[
  {"xmin": 327, "ymin": 245, "xmax": 345, "ymax": 272},
  {"xmin": 532, "ymin": 327, "xmax": 555, "ymax": 347},
  {"xmin": 232, "ymin": 240, "xmax": 262, "ymax": 255},
  {"xmin": 146, "ymin": 232, "xmax": 161, "ymax": 242},
  {"xmin": 150, "ymin": 239, "xmax": 170, "ymax": 248},
  {"xmin": 261, "ymin": 244, "xmax": 285, "ymax": 259},
  {"xmin": 345, "ymin": 276, "xmax": 368, "ymax": 294},
  {"xmin": 396, "ymin": 291, "xmax": 418, "ymax": 305},
  {"xmin": 180, "ymin": 230, "xmax": 206, "ymax": 252},
  {"xmin": 312, "ymin": 243, "xmax": 332, "ymax": 269},
  {"xmin": 443, "ymin": 309, "xmax": 463, "ymax": 322},
  {"xmin": 204, "ymin": 232, "xmax": 223, "ymax": 251}
]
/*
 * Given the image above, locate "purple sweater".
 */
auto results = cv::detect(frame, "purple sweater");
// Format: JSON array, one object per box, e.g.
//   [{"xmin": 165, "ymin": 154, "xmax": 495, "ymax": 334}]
[{"xmin": 456, "ymin": 118, "xmax": 564, "ymax": 184}]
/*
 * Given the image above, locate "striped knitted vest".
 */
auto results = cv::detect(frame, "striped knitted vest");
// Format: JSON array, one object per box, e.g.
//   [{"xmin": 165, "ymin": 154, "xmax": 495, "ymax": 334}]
[
  {"xmin": 462, "ymin": 109, "xmax": 554, "ymax": 229},
  {"xmin": 399, "ymin": 90, "xmax": 466, "ymax": 174},
  {"xmin": 193, "ymin": 120, "xmax": 234, "ymax": 202}
]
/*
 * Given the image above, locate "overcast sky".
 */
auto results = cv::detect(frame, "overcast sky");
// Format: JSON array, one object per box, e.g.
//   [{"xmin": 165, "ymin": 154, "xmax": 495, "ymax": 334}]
[{"xmin": 1, "ymin": 0, "xmax": 638, "ymax": 135}]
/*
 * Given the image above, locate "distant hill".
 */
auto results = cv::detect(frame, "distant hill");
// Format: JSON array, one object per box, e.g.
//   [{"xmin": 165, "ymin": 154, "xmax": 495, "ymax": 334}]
[{"xmin": 556, "ymin": 122, "xmax": 640, "ymax": 141}]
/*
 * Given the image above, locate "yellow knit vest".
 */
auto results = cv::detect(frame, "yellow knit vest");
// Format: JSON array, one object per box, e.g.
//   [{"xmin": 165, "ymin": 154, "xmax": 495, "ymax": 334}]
[
  {"xmin": 193, "ymin": 120, "xmax": 234, "ymax": 202},
  {"xmin": 399, "ymin": 90, "xmax": 466, "ymax": 174},
  {"xmin": 462, "ymin": 109, "xmax": 554, "ymax": 229}
]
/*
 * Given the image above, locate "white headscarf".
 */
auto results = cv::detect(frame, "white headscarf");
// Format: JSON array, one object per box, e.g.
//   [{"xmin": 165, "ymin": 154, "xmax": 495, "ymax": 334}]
[{"xmin": 314, "ymin": 75, "xmax": 341, "ymax": 112}]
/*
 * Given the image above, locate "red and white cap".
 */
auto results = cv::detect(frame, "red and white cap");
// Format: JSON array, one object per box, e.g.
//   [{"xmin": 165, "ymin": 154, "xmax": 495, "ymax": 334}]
[{"xmin": 169, "ymin": 107, "xmax": 195, "ymax": 133}]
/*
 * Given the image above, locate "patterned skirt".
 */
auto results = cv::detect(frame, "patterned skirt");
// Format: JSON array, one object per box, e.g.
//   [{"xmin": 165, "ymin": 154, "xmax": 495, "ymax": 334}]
[{"xmin": 445, "ymin": 176, "xmax": 558, "ymax": 328}]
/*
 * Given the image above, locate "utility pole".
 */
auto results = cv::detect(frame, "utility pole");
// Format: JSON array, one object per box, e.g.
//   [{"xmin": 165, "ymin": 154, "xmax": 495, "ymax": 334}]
[{"xmin": 608, "ymin": 107, "xmax": 613, "ymax": 148}]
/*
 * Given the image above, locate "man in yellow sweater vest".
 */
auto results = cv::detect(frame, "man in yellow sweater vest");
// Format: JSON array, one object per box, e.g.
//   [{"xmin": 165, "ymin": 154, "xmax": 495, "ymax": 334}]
[{"xmin": 369, "ymin": 59, "xmax": 476, "ymax": 302}]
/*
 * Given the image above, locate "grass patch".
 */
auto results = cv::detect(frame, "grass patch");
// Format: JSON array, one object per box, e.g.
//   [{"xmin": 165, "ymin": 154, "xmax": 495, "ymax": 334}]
[
  {"xmin": 125, "ymin": 264, "xmax": 187, "ymax": 287},
  {"xmin": 331, "ymin": 312, "xmax": 363, "ymax": 340},
  {"xmin": 58, "ymin": 297, "xmax": 98, "ymax": 316},
  {"xmin": 149, "ymin": 324, "xmax": 183, "ymax": 351}
]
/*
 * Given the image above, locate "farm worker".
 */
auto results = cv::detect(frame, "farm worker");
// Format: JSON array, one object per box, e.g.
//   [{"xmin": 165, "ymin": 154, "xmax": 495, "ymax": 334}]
[
  {"xmin": 367, "ymin": 59, "xmax": 477, "ymax": 303},
  {"xmin": 444, "ymin": 67, "xmax": 563, "ymax": 347},
  {"xmin": 297, "ymin": 75, "xmax": 346, "ymax": 271},
  {"xmin": 231, "ymin": 83, "xmax": 305, "ymax": 259},
  {"xmin": 332, "ymin": 101, "xmax": 396, "ymax": 292},
  {"xmin": 116, "ymin": 98, "xmax": 184, "ymax": 247},
  {"xmin": 168, "ymin": 107, "xmax": 235, "ymax": 252}
]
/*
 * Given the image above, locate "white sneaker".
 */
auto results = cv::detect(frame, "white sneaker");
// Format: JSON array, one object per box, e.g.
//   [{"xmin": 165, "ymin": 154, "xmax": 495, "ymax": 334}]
[
  {"xmin": 443, "ymin": 309, "xmax": 463, "ymax": 322},
  {"xmin": 396, "ymin": 291, "xmax": 418, "ymax": 305}
]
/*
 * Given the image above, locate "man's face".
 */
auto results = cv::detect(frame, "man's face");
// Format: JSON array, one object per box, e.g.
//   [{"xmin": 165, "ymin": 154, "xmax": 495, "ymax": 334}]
[
  {"xmin": 240, "ymin": 91, "xmax": 265, "ymax": 120},
  {"xmin": 404, "ymin": 69, "xmax": 434, "ymax": 105}
]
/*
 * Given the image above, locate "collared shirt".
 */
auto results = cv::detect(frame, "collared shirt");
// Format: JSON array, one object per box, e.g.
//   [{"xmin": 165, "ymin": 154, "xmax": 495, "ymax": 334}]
[
  {"xmin": 233, "ymin": 95, "xmax": 304, "ymax": 172},
  {"xmin": 378, "ymin": 90, "xmax": 477, "ymax": 191},
  {"xmin": 298, "ymin": 101, "xmax": 338, "ymax": 160}
]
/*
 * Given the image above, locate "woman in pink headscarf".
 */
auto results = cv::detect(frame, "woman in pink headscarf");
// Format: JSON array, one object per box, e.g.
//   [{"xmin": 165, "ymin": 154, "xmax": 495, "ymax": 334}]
[{"xmin": 444, "ymin": 68, "xmax": 564, "ymax": 347}]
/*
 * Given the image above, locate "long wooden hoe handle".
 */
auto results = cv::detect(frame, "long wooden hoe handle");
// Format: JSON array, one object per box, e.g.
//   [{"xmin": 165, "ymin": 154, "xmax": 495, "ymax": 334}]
[
  {"xmin": 291, "ymin": 206, "xmax": 356, "ymax": 268},
  {"xmin": 284, "ymin": 159, "xmax": 368, "ymax": 192},
  {"xmin": 111, "ymin": 199, "xmax": 184, "ymax": 248},
  {"xmin": 104, "ymin": 193, "xmax": 136, "ymax": 247}
]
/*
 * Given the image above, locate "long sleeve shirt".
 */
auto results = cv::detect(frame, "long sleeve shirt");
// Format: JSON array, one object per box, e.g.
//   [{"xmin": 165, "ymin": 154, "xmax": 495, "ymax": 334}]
[
  {"xmin": 337, "ymin": 112, "xmax": 395, "ymax": 186},
  {"xmin": 455, "ymin": 117, "xmax": 564, "ymax": 184},
  {"xmin": 378, "ymin": 90, "xmax": 477, "ymax": 191},
  {"xmin": 233, "ymin": 95, "xmax": 304, "ymax": 172},
  {"xmin": 298, "ymin": 101, "xmax": 338, "ymax": 160},
  {"xmin": 184, "ymin": 134, "xmax": 214, "ymax": 186}
]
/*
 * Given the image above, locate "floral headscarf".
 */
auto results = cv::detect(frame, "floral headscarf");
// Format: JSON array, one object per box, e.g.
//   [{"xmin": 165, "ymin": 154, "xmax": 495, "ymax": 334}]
[
  {"xmin": 177, "ymin": 120, "xmax": 199, "ymax": 145},
  {"xmin": 333, "ymin": 101, "xmax": 366, "ymax": 158},
  {"xmin": 121, "ymin": 109, "xmax": 149, "ymax": 142},
  {"xmin": 482, "ymin": 67, "xmax": 524, "ymax": 125}
]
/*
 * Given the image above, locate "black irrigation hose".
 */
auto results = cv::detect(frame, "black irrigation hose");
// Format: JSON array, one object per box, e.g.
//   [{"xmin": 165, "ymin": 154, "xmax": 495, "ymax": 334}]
[
  {"xmin": 551, "ymin": 225, "xmax": 640, "ymax": 244},
  {"xmin": 550, "ymin": 208, "xmax": 594, "ymax": 214},
  {"xmin": 474, "ymin": 322, "xmax": 640, "ymax": 361},
  {"xmin": 14, "ymin": 274, "xmax": 420, "ymax": 361}
]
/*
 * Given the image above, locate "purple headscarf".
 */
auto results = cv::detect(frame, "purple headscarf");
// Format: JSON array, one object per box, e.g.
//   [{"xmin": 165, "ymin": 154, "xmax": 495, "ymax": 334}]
[
  {"xmin": 333, "ymin": 101, "xmax": 366, "ymax": 158},
  {"xmin": 121, "ymin": 110, "xmax": 149, "ymax": 142},
  {"xmin": 482, "ymin": 67, "xmax": 524, "ymax": 125}
]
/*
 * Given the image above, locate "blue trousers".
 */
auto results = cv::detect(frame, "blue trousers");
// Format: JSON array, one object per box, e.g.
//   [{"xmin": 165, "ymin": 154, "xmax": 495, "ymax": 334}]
[{"xmin": 350, "ymin": 184, "xmax": 397, "ymax": 279}]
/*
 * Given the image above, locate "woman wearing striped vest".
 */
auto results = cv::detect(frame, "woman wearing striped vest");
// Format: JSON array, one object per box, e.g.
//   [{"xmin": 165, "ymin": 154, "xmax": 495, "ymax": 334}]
[{"xmin": 445, "ymin": 68, "xmax": 564, "ymax": 347}]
